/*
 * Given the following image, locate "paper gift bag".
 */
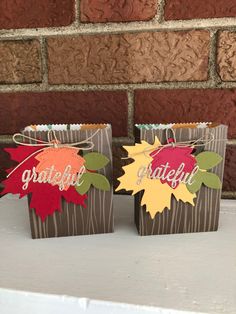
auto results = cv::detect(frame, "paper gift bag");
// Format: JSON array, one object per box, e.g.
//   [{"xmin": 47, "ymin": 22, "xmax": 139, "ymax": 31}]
[
  {"xmin": 117, "ymin": 123, "xmax": 228, "ymax": 236},
  {"xmin": 2, "ymin": 124, "xmax": 113, "ymax": 239}
]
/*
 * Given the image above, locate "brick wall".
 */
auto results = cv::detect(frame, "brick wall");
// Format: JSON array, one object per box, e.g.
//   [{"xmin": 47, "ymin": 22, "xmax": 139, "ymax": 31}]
[{"xmin": 0, "ymin": 0, "xmax": 236, "ymax": 198}]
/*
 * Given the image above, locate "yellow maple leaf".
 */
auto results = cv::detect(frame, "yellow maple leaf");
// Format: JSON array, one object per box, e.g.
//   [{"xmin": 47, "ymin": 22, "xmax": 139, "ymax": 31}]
[{"xmin": 116, "ymin": 137, "xmax": 196, "ymax": 219}]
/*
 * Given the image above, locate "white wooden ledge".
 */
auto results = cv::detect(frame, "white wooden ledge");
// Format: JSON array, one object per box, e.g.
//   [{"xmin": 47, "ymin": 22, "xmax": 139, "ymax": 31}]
[{"xmin": 0, "ymin": 195, "xmax": 235, "ymax": 314}]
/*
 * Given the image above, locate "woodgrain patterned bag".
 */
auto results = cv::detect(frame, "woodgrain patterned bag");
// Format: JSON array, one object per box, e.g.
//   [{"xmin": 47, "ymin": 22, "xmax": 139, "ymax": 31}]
[
  {"xmin": 117, "ymin": 123, "xmax": 228, "ymax": 236},
  {"xmin": 3, "ymin": 123, "xmax": 114, "ymax": 239}
]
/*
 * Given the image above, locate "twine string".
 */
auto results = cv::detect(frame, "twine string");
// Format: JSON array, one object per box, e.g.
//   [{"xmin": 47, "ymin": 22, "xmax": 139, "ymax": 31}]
[
  {"xmin": 165, "ymin": 128, "xmax": 177, "ymax": 144},
  {"xmin": 13, "ymin": 129, "xmax": 99, "ymax": 149},
  {"xmin": 122, "ymin": 129, "xmax": 227, "ymax": 160},
  {"xmin": 7, "ymin": 129, "xmax": 100, "ymax": 178},
  {"xmin": 147, "ymin": 132, "xmax": 214, "ymax": 159}
]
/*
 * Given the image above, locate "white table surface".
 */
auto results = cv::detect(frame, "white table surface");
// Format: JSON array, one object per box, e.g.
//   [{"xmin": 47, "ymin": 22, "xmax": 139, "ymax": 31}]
[{"xmin": 0, "ymin": 195, "xmax": 235, "ymax": 314}]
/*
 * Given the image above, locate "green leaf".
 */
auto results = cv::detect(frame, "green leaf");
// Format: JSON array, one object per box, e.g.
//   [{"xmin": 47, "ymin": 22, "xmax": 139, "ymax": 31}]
[
  {"xmin": 202, "ymin": 172, "xmax": 222, "ymax": 189},
  {"xmin": 75, "ymin": 173, "xmax": 91, "ymax": 195},
  {"xmin": 90, "ymin": 173, "xmax": 111, "ymax": 191},
  {"xmin": 196, "ymin": 151, "xmax": 222, "ymax": 170},
  {"xmin": 84, "ymin": 152, "xmax": 110, "ymax": 171},
  {"xmin": 76, "ymin": 172, "xmax": 111, "ymax": 194},
  {"xmin": 187, "ymin": 171, "xmax": 204, "ymax": 193}
]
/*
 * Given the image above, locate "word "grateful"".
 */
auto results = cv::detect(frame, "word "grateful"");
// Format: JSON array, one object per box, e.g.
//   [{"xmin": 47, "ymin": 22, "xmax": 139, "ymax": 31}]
[
  {"xmin": 21, "ymin": 165, "xmax": 85, "ymax": 191},
  {"xmin": 137, "ymin": 162, "xmax": 199, "ymax": 188}
]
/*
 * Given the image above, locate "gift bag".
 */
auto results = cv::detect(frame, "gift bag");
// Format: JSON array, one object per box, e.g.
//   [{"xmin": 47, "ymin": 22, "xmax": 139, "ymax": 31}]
[
  {"xmin": 2, "ymin": 124, "xmax": 113, "ymax": 238},
  {"xmin": 117, "ymin": 123, "xmax": 228, "ymax": 236}
]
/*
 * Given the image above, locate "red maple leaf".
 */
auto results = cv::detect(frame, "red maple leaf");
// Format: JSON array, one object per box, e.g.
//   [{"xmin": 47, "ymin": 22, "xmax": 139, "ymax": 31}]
[
  {"xmin": 2, "ymin": 146, "xmax": 41, "ymax": 197},
  {"xmin": 150, "ymin": 146, "xmax": 196, "ymax": 189},
  {"xmin": 1, "ymin": 146, "xmax": 87, "ymax": 221}
]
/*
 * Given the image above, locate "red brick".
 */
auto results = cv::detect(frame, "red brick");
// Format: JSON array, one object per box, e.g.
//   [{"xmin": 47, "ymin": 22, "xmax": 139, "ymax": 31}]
[
  {"xmin": 0, "ymin": 0, "xmax": 75, "ymax": 29},
  {"xmin": 223, "ymin": 145, "xmax": 236, "ymax": 192},
  {"xmin": 47, "ymin": 31, "xmax": 210, "ymax": 85},
  {"xmin": 80, "ymin": 0, "xmax": 157, "ymax": 23},
  {"xmin": 217, "ymin": 31, "xmax": 236, "ymax": 81},
  {"xmin": 135, "ymin": 89, "xmax": 236, "ymax": 139},
  {"xmin": 164, "ymin": 0, "xmax": 236, "ymax": 20},
  {"xmin": 0, "ymin": 40, "xmax": 41, "ymax": 84},
  {"xmin": 0, "ymin": 92, "xmax": 128, "ymax": 137}
]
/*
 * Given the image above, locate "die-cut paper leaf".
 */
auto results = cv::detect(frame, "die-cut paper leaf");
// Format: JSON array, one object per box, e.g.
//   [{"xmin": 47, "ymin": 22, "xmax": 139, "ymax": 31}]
[
  {"xmin": 116, "ymin": 138, "xmax": 161, "ymax": 195},
  {"xmin": 2, "ymin": 146, "xmax": 43, "ymax": 197},
  {"xmin": 76, "ymin": 173, "xmax": 91, "ymax": 195},
  {"xmin": 116, "ymin": 137, "xmax": 196, "ymax": 219},
  {"xmin": 187, "ymin": 170, "xmax": 222, "ymax": 193},
  {"xmin": 150, "ymin": 146, "xmax": 196, "ymax": 189},
  {"xmin": 29, "ymin": 183, "xmax": 87, "ymax": 221},
  {"xmin": 187, "ymin": 150, "xmax": 223, "ymax": 193},
  {"xmin": 76, "ymin": 172, "xmax": 110, "ymax": 195},
  {"xmin": 202, "ymin": 172, "xmax": 222, "ymax": 189},
  {"xmin": 35, "ymin": 147, "xmax": 85, "ymax": 191},
  {"xmin": 90, "ymin": 173, "xmax": 110, "ymax": 191},
  {"xmin": 196, "ymin": 152, "xmax": 222, "ymax": 170},
  {"xmin": 187, "ymin": 171, "xmax": 204, "ymax": 193},
  {"xmin": 140, "ymin": 180, "xmax": 195, "ymax": 218},
  {"xmin": 1, "ymin": 145, "xmax": 87, "ymax": 221},
  {"xmin": 84, "ymin": 152, "xmax": 109, "ymax": 170},
  {"xmin": 4, "ymin": 146, "xmax": 39, "ymax": 163}
]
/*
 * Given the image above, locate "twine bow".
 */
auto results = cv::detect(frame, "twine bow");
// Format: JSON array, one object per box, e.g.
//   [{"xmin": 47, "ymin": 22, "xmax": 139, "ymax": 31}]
[
  {"xmin": 7, "ymin": 129, "xmax": 100, "ymax": 178},
  {"xmin": 122, "ymin": 128, "xmax": 226, "ymax": 160}
]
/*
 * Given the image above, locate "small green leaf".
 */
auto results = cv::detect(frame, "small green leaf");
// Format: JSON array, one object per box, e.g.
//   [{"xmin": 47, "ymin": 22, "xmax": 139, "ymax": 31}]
[
  {"xmin": 90, "ymin": 173, "xmax": 111, "ymax": 191},
  {"xmin": 202, "ymin": 172, "xmax": 222, "ymax": 189},
  {"xmin": 76, "ymin": 172, "xmax": 111, "ymax": 194},
  {"xmin": 187, "ymin": 171, "xmax": 204, "ymax": 193},
  {"xmin": 84, "ymin": 152, "xmax": 110, "ymax": 171},
  {"xmin": 75, "ymin": 173, "xmax": 91, "ymax": 195},
  {"xmin": 196, "ymin": 151, "xmax": 222, "ymax": 170}
]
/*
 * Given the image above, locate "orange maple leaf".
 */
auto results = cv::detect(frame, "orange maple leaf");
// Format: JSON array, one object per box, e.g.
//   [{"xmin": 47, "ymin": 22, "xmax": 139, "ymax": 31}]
[{"xmin": 35, "ymin": 147, "xmax": 85, "ymax": 191}]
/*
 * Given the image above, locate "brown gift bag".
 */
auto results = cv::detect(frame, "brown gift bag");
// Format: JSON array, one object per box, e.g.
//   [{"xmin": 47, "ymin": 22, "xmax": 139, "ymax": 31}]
[
  {"xmin": 132, "ymin": 123, "xmax": 228, "ymax": 236},
  {"xmin": 21, "ymin": 123, "xmax": 113, "ymax": 239}
]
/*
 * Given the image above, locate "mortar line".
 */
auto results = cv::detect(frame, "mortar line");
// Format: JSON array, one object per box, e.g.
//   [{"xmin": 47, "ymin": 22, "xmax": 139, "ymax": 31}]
[
  {"xmin": 1, "ymin": 79, "xmax": 236, "ymax": 91},
  {"xmin": 222, "ymin": 191, "xmax": 236, "ymax": 199},
  {"xmin": 227, "ymin": 139, "xmax": 236, "ymax": 145},
  {"xmin": 0, "ymin": 81, "xmax": 226, "ymax": 93},
  {"xmin": 74, "ymin": 0, "xmax": 80, "ymax": 26},
  {"xmin": 1, "ymin": 19, "xmax": 236, "ymax": 39},
  {"xmin": 39, "ymin": 37, "xmax": 48, "ymax": 88},
  {"xmin": 156, "ymin": 0, "xmax": 166, "ymax": 24},
  {"xmin": 208, "ymin": 30, "xmax": 221, "ymax": 86},
  {"xmin": 127, "ymin": 90, "xmax": 135, "ymax": 139},
  {"xmin": 113, "ymin": 137, "xmax": 134, "ymax": 145},
  {"xmin": 221, "ymin": 81, "xmax": 236, "ymax": 87}
]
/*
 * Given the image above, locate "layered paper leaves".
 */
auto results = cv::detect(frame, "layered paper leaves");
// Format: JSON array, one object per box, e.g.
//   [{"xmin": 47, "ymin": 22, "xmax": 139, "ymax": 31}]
[
  {"xmin": 35, "ymin": 147, "xmax": 85, "ymax": 191},
  {"xmin": 187, "ymin": 151, "xmax": 222, "ymax": 193},
  {"xmin": 116, "ymin": 138, "xmax": 196, "ymax": 218},
  {"xmin": 1, "ymin": 146, "xmax": 87, "ymax": 221},
  {"xmin": 1, "ymin": 146, "xmax": 111, "ymax": 221},
  {"xmin": 76, "ymin": 152, "xmax": 110, "ymax": 195},
  {"xmin": 116, "ymin": 137, "xmax": 223, "ymax": 219},
  {"xmin": 150, "ymin": 146, "xmax": 196, "ymax": 189}
]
